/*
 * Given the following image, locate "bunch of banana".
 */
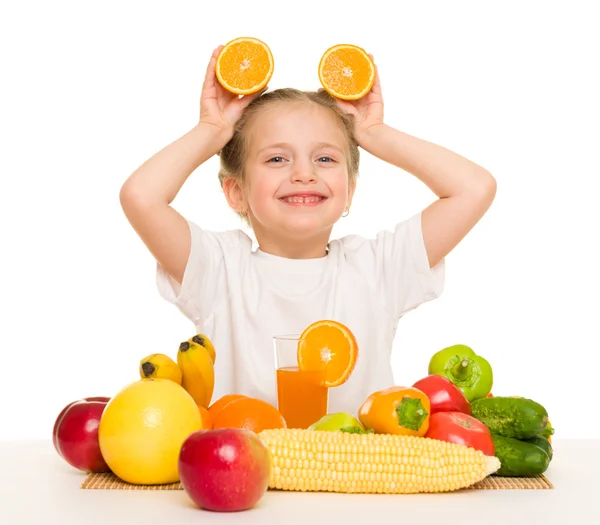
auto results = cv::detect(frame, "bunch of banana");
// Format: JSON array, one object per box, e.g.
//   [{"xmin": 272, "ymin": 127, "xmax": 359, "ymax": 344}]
[
  {"xmin": 139, "ymin": 353, "xmax": 182, "ymax": 384},
  {"xmin": 177, "ymin": 334, "xmax": 216, "ymax": 408}
]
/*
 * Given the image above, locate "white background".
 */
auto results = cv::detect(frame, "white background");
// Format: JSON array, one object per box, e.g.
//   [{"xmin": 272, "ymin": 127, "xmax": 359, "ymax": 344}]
[{"xmin": 1, "ymin": 1, "xmax": 598, "ymax": 440}]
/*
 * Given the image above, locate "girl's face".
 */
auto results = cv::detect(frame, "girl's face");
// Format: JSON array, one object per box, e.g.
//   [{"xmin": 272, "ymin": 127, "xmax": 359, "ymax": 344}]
[{"xmin": 240, "ymin": 102, "xmax": 354, "ymax": 246}]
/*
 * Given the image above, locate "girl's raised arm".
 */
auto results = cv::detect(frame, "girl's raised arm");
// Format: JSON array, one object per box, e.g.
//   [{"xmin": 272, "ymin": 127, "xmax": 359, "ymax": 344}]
[
  {"xmin": 119, "ymin": 123, "xmax": 231, "ymax": 284},
  {"xmin": 119, "ymin": 46, "xmax": 265, "ymax": 284},
  {"xmin": 360, "ymin": 124, "xmax": 497, "ymax": 269},
  {"xmin": 335, "ymin": 61, "xmax": 496, "ymax": 269}
]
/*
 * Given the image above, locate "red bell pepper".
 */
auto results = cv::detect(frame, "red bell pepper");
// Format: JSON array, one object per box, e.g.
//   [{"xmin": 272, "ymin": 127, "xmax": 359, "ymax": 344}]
[
  {"xmin": 412, "ymin": 374, "xmax": 471, "ymax": 415},
  {"xmin": 425, "ymin": 411, "xmax": 495, "ymax": 456}
]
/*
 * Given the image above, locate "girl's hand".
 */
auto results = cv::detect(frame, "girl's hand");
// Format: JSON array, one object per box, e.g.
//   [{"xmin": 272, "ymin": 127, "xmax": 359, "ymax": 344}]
[
  {"xmin": 199, "ymin": 46, "xmax": 266, "ymax": 138},
  {"xmin": 333, "ymin": 55, "xmax": 384, "ymax": 145}
]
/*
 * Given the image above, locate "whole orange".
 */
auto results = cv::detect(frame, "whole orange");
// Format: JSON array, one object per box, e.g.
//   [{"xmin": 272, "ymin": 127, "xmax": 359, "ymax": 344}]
[
  {"xmin": 212, "ymin": 397, "xmax": 286, "ymax": 433},
  {"xmin": 198, "ymin": 405, "xmax": 212, "ymax": 429},
  {"xmin": 208, "ymin": 394, "xmax": 247, "ymax": 420}
]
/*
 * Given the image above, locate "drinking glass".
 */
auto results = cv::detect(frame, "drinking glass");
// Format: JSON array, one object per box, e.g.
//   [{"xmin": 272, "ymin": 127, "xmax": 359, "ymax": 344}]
[{"xmin": 273, "ymin": 334, "xmax": 328, "ymax": 429}]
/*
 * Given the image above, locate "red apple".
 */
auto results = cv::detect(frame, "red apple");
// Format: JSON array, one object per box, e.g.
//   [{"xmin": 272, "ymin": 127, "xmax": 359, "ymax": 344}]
[
  {"xmin": 55, "ymin": 400, "xmax": 111, "ymax": 473},
  {"xmin": 412, "ymin": 375, "xmax": 471, "ymax": 415},
  {"xmin": 179, "ymin": 428, "xmax": 271, "ymax": 512},
  {"xmin": 53, "ymin": 397, "xmax": 110, "ymax": 456}
]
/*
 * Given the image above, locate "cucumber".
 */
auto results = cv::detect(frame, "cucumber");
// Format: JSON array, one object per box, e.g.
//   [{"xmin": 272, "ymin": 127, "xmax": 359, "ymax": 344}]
[
  {"xmin": 491, "ymin": 434, "xmax": 550, "ymax": 476},
  {"xmin": 470, "ymin": 396, "xmax": 549, "ymax": 439},
  {"xmin": 523, "ymin": 435, "xmax": 553, "ymax": 461}
]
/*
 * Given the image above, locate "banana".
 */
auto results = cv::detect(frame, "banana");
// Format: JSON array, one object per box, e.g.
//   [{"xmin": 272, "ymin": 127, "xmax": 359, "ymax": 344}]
[
  {"xmin": 186, "ymin": 333, "xmax": 216, "ymax": 364},
  {"xmin": 139, "ymin": 353, "xmax": 182, "ymax": 385},
  {"xmin": 177, "ymin": 341, "xmax": 215, "ymax": 408}
]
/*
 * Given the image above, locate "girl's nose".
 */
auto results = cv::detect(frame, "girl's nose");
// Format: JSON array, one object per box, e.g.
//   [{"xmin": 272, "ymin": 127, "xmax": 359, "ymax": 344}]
[{"xmin": 290, "ymin": 159, "xmax": 317, "ymax": 183}]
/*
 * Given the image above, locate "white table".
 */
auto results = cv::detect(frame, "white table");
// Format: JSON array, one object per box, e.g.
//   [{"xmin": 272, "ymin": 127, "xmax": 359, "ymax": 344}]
[{"xmin": 1, "ymin": 439, "xmax": 598, "ymax": 525}]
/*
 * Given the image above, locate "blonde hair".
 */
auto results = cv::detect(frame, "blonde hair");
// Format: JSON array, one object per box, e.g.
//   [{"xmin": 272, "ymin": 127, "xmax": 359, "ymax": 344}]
[{"xmin": 218, "ymin": 88, "xmax": 360, "ymax": 223}]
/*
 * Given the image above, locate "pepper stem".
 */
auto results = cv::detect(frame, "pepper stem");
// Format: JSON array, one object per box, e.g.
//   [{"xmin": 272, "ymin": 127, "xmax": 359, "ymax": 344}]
[
  {"xmin": 396, "ymin": 397, "xmax": 428, "ymax": 431},
  {"xmin": 451, "ymin": 358, "xmax": 472, "ymax": 381}
]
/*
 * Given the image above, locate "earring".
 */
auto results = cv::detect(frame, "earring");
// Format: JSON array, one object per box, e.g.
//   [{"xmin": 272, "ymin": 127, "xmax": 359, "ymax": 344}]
[{"xmin": 342, "ymin": 208, "xmax": 350, "ymax": 217}]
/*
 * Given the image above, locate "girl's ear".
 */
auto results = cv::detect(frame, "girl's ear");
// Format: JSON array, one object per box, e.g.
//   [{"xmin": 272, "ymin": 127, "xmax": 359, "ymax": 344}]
[{"xmin": 222, "ymin": 177, "xmax": 248, "ymax": 215}]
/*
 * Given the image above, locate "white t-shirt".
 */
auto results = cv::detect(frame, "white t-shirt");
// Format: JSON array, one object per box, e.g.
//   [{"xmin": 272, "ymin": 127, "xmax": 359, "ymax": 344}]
[{"xmin": 156, "ymin": 211, "xmax": 445, "ymax": 417}]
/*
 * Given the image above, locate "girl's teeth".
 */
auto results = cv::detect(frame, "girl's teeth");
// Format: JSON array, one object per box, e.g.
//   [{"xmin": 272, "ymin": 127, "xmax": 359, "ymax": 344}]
[{"xmin": 283, "ymin": 196, "xmax": 323, "ymax": 203}]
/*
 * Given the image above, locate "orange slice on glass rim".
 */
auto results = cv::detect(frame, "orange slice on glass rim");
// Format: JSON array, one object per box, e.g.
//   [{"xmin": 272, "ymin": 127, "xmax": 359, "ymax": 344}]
[
  {"xmin": 318, "ymin": 43, "xmax": 375, "ymax": 101},
  {"xmin": 297, "ymin": 320, "xmax": 358, "ymax": 387},
  {"xmin": 215, "ymin": 36, "xmax": 274, "ymax": 95}
]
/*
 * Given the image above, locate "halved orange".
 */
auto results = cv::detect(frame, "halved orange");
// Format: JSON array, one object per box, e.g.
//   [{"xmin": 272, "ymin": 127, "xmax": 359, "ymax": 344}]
[
  {"xmin": 215, "ymin": 37, "xmax": 274, "ymax": 95},
  {"xmin": 297, "ymin": 320, "xmax": 358, "ymax": 387},
  {"xmin": 318, "ymin": 44, "xmax": 375, "ymax": 100}
]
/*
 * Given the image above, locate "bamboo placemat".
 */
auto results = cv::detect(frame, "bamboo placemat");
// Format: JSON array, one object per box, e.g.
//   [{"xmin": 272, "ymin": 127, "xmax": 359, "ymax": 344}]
[{"xmin": 81, "ymin": 472, "xmax": 553, "ymax": 491}]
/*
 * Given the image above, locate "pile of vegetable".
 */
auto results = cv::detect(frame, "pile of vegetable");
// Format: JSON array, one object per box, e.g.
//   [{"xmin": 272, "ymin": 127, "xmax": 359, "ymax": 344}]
[
  {"xmin": 423, "ymin": 343, "xmax": 554, "ymax": 476},
  {"xmin": 312, "ymin": 343, "xmax": 554, "ymax": 477}
]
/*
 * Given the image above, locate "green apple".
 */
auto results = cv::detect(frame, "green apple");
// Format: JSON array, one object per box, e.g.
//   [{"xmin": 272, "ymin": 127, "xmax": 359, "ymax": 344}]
[{"xmin": 308, "ymin": 412, "xmax": 371, "ymax": 433}]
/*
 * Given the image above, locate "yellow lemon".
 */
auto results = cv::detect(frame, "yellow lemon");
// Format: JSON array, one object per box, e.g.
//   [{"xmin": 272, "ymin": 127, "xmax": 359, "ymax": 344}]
[{"xmin": 98, "ymin": 378, "xmax": 202, "ymax": 484}]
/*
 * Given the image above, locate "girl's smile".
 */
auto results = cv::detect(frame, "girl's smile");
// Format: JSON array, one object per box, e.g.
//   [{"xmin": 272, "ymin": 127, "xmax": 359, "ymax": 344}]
[{"xmin": 278, "ymin": 192, "xmax": 328, "ymax": 207}]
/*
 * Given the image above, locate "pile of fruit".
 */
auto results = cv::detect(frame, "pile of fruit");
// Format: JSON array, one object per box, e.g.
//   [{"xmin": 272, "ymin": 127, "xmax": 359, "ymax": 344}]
[{"xmin": 52, "ymin": 323, "xmax": 554, "ymax": 512}]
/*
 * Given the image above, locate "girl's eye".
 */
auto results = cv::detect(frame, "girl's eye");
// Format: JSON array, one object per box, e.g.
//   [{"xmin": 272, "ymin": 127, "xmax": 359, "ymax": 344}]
[
  {"xmin": 318, "ymin": 156, "xmax": 334, "ymax": 163},
  {"xmin": 267, "ymin": 156, "xmax": 285, "ymax": 163}
]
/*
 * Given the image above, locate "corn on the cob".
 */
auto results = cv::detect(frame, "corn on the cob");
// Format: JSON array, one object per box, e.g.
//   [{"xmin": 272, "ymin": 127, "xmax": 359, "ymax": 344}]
[{"xmin": 258, "ymin": 428, "xmax": 500, "ymax": 494}]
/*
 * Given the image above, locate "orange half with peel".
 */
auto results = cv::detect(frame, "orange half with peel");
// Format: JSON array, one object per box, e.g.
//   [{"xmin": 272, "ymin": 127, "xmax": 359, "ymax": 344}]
[
  {"xmin": 318, "ymin": 43, "xmax": 375, "ymax": 100},
  {"xmin": 215, "ymin": 37, "xmax": 274, "ymax": 95},
  {"xmin": 297, "ymin": 320, "xmax": 358, "ymax": 387}
]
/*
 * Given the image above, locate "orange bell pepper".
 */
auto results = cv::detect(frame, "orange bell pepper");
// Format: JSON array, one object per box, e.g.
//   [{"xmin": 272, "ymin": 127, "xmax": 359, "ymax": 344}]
[{"xmin": 358, "ymin": 386, "xmax": 430, "ymax": 436}]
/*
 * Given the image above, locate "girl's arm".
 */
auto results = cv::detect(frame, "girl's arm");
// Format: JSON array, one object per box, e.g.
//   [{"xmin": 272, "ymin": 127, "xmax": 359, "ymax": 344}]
[
  {"xmin": 120, "ymin": 45, "xmax": 265, "ymax": 284},
  {"xmin": 358, "ymin": 124, "xmax": 497, "ymax": 268},
  {"xmin": 334, "ymin": 59, "xmax": 496, "ymax": 269},
  {"xmin": 119, "ymin": 123, "xmax": 230, "ymax": 284}
]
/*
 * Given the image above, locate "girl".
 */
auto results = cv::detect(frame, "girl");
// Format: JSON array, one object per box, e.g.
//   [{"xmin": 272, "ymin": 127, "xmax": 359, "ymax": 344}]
[{"xmin": 120, "ymin": 45, "xmax": 497, "ymax": 415}]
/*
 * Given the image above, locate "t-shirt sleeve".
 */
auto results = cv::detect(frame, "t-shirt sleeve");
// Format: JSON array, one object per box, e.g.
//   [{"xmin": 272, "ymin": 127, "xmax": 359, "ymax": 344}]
[
  {"xmin": 155, "ymin": 220, "xmax": 249, "ymax": 325},
  {"xmin": 365, "ymin": 211, "xmax": 445, "ymax": 320}
]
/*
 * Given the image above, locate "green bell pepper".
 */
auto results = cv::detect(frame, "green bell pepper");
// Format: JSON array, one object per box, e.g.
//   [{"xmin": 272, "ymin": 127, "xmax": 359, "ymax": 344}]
[{"xmin": 428, "ymin": 344, "xmax": 493, "ymax": 401}]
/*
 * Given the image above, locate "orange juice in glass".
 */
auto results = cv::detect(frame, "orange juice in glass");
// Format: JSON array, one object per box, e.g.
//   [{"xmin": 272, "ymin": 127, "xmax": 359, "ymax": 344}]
[{"xmin": 274, "ymin": 334, "xmax": 328, "ymax": 429}]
